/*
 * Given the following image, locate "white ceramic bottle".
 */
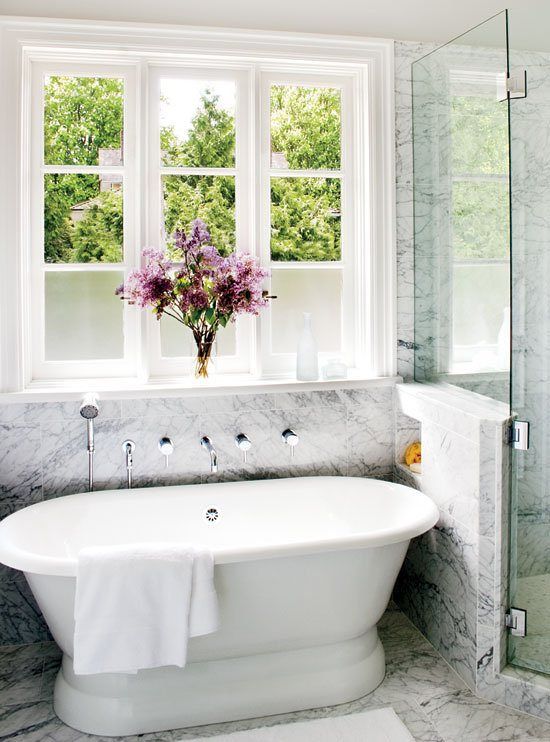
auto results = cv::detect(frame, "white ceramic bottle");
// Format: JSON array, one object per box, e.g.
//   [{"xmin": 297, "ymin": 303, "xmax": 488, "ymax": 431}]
[{"xmin": 296, "ymin": 312, "xmax": 319, "ymax": 381}]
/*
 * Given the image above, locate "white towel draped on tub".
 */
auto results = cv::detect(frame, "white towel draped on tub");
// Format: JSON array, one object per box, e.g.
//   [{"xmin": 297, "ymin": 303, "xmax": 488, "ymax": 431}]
[{"xmin": 73, "ymin": 543, "xmax": 219, "ymax": 676}]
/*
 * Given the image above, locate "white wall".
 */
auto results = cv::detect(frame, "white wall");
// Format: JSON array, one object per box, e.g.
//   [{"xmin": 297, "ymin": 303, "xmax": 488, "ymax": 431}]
[{"xmin": 0, "ymin": 0, "xmax": 510, "ymax": 43}]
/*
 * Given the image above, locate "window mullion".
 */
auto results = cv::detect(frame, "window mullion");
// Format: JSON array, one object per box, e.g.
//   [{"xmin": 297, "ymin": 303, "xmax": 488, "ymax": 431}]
[{"xmin": 269, "ymin": 169, "xmax": 343, "ymax": 179}]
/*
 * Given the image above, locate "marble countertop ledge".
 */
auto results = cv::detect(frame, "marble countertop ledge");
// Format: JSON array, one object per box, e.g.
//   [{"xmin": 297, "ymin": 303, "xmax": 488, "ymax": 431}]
[
  {"xmin": 0, "ymin": 374, "xmax": 400, "ymax": 405},
  {"xmin": 397, "ymin": 382, "xmax": 511, "ymax": 442}
]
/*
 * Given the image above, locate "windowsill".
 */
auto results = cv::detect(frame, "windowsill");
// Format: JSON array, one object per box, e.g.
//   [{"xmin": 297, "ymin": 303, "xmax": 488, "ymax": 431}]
[
  {"xmin": 0, "ymin": 372, "xmax": 401, "ymax": 403},
  {"xmin": 444, "ymin": 368, "xmax": 508, "ymax": 378}
]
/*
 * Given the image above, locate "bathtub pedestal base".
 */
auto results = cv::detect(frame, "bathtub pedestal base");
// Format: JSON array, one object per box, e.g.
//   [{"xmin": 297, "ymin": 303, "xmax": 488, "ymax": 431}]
[{"xmin": 53, "ymin": 629, "xmax": 385, "ymax": 737}]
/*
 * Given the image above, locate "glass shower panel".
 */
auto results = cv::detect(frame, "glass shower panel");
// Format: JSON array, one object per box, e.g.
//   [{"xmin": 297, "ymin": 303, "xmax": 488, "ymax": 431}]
[
  {"xmin": 412, "ymin": 12, "xmax": 511, "ymax": 404},
  {"xmin": 508, "ymin": 5, "xmax": 550, "ymax": 674}
]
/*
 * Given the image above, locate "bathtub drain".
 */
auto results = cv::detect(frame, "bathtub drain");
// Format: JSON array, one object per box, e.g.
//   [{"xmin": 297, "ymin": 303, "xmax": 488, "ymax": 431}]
[{"xmin": 205, "ymin": 508, "xmax": 219, "ymax": 522}]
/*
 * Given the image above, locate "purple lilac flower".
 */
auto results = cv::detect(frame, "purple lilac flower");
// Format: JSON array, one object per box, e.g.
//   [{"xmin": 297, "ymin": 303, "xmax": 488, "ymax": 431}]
[
  {"xmin": 215, "ymin": 253, "xmax": 270, "ymax": 317},
  {"xmin": 117, "ymin": 246, "xmax": 174, "ymax": 314},
  {"xmin": 117, "ymin": 220, "xmax": 271, "ymax": 327}
]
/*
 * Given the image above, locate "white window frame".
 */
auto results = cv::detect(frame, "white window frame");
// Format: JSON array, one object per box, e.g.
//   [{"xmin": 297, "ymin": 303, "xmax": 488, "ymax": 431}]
[
  {"xmin": 146, "ymin": 65, "xmax": 254, "ymax": 378},
  {"xmin": 259, "ymin": 70, "xmax": 356, "ymax": 376},
  {"xmin": 29, "ymin": 60, "xmax": 139, "ymax": 381},
  {"xmin": 0, "ymin": 18, "xmax": 395, "ymax": 394}
]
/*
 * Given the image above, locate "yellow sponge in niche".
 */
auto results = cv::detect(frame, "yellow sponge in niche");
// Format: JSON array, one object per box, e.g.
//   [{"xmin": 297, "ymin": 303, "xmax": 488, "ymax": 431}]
[{"xmin": 404, "ymin": 441, "xmax": 422, "ymax": 466}]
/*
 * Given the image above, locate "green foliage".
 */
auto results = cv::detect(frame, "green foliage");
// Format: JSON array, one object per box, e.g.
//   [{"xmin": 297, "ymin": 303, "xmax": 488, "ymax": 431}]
[
  {"xmin": 72, "ymin": 191, "xmax": 123, "ymax": 263},
  {"xmin": 44, "ymin": 76, "xmax": 123, "ymax": 166},
  {"xmin": 452, "ymin": 180, "xmax": 508, "ymax": 260},
  {"xmin": 43, "ymin": 76, "xmax": 124, "ymax": 263},
  {"xmin": 163, "ymin": 175, "xmax": 235, "ymax": 256},
  {"xmin": 44, "ymin": 78, "xmax": 343, "ymax": 264},
  {"xmin": 270, "ymin": 85, "xmax": 341, "ymax": 170},
  {"xmin": 161, "ymin": 89, "xmax": 235, "ymax": 167},
  {"xmin": 270, "ymin": 179, "xmax": 341, "ymax": 261},
  {"xmin": 451, "ymin": 95, "xmax": 509, "ymax": 261},
  {"xmin": 44, "ymin": 174, "xmax": 100, "ymax": 263},
  {"xmin": 451, "ymin": 95, "xmax": 507, "ymax": 176}
]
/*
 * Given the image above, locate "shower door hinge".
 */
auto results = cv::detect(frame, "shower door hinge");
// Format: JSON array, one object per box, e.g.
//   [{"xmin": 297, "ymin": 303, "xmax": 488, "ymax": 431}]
[
  {"xmin": 506, "ymin": 70, "xmax": 527, "ymax": 99},
  {"xmin": 506, "ymin": 607, "xmax": 527, "ymax": 637},
  {"xmin": 508, "ymin": 420, "xmax": 530, "ymax": 450}
]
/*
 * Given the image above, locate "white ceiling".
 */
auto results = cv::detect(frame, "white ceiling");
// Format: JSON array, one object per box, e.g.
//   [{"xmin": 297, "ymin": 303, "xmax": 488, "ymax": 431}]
[{"xmin": 0, "ymin": 0, "xmax": 546, "ymax": 48}]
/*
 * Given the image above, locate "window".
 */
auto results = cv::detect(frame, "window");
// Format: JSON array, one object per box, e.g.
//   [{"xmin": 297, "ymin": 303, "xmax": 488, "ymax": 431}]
[
  {"xmin": 148, "ymin": 68, "xmax": 249, "ymax": 376},
  {"xmin": 1, "ymin": 22, "xmax": 394, "ymax": 391},
  {"xmin": 449, "ymin": 72, "xmax": 510, "ymax": 374},
  {"xmin": 30, "ymin": 63, "xmax": 138, "ymax": 380},
  {"xmin": 260, "ymin": 75, "xmax": 355, "ymax": 376}
]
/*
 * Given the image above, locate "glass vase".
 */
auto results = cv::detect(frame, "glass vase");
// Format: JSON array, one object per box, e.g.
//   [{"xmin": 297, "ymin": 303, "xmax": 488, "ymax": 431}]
[{"xmin": 193, "ymin": 337, "xmax": 216, "ymax": 379}]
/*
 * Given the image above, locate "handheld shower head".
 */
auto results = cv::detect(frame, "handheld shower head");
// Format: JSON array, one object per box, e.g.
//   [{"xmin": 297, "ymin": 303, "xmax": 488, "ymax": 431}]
[
  {"xmin": 80, "ymin": 394, "xmax": 99, "ymax": 492},
  {"xmin": 79, "ymin": 394, "xmax": 99, "ymax": 420}
]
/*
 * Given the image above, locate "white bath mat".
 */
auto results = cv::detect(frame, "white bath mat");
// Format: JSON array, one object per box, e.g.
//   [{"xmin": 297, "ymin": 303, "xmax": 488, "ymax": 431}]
[{"xmin": 186, "ymin": 708, "xmax": 415, "ymax": 741}]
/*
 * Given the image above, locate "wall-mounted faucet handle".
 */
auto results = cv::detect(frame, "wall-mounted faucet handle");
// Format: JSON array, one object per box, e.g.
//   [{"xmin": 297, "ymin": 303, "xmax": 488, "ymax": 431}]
[
  {"xmin": 158, "ymin": 437, "xmax": 174, "ymax": 468},
  {"xmin": 282, "ymin": 428, "xmax": 299, "ymax": 459},
  {"xmin": 201, "ymin": 436, "xmax": 218, "ymax": 474},
  {"xmin": 122, "ymin": 440, "xmax": 135, "ymax": 489},
  {"xmin": 234, "ymin": 433, "xmax": 252, "ymax": 463}
]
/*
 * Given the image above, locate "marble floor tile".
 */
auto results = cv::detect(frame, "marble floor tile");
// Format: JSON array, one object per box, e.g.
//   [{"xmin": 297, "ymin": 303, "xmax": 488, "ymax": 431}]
[
  {"xmin": 1, "ymin": 607, "xmax": 550, "ymax": 742},
  {"xmin": 419, "ymin": 689, "xmax": 550, "ymax": 742},
  {"xmin": 0, "ymin": 644, "xmax": 44, "ymax": 707}
]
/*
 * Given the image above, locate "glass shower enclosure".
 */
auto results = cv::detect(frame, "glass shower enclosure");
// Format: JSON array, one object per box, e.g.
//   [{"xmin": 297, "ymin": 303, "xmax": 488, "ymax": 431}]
[{"xmin": 412, "ymin": 8, "xmax": 550, "ymax": 676}]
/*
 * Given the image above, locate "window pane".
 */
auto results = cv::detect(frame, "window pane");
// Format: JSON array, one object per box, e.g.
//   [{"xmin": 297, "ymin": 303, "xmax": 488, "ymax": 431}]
[
  {"xmin": 452, "ymin": 262, "xmax": 509, "ymax": 369},
  {"xmin": 270, "ymin": 178, "xmax": 341, "ymax": 262},
  {"xmin": 160, "ymin": 79, "xmax": 235, "ymax": 167},
  {"xmin": 44, "ymin": 174, "xmax": 123, "ymax": 263},
  {"xmin": 162, "ymin": 175, "xmax": 235, "ymax": 256},
  {"xmin": 270, "ymin": 269, "xmax": 342, "ymax": 354},
  {"xmin": 44, "ymin": 76, "xmax": 124, "ymax": 166},
  {"xmin": 453, "ymin": 179, "xmax": 509, "ymax": 260},
  {"xmin": 451, "ymin": 95, "xmax": 508, "ymax": 176},
  {"xmin": 160, "ymin": 317, "xmax": 236, "ymax": 358},
  {"xmin": 45, "ymin": 271, "xmax": 124, "ymax": 360},
  {"xmin": 270, "ymin": 85, "xmax": 341, "ymax": 170}
]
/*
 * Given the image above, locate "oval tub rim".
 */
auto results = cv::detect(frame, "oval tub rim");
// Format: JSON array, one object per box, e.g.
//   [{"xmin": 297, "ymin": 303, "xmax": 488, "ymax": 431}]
[{"xmin": 0, "ymin": 476, "xmax": 439, "ymax": 577}]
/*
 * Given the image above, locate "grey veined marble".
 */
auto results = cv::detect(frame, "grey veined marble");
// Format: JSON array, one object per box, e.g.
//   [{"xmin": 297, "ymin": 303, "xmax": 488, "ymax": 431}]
[
  {"xmin": 1, "ymin": 607, "xmax": 549, "ymax": 742},
  {"xmin": 0, "ymin": 382, "xmax": 396, "ymax": 645}
]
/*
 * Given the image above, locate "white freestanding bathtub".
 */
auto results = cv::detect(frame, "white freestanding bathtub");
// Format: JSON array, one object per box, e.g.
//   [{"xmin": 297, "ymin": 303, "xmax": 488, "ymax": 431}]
[{"xmin": 0, "ymin": 476, "xmax": 438, "ymax": 736}]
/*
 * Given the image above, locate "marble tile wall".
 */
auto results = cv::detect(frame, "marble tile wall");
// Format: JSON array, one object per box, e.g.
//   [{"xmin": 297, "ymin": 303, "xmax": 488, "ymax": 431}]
[
  {"xmin": 0, "ymin": 382, "xmax": 395, "ymax": 645},
  {"xmin": 393, "ymin": 382, "xmax": 510, "ymax": 691},
  {"xmin": 394, "ymin": 40, "xmax": 436, "ymax": 381}
]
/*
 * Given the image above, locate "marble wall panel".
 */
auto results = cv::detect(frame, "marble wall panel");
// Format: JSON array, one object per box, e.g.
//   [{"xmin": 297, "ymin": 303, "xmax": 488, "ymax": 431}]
[{"xmin": 0, "ymin": 382, "xmax": 395, "ymax": 645}]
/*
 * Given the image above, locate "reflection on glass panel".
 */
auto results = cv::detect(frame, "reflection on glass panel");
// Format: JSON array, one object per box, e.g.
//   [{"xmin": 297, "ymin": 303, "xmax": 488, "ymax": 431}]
[
  {"xmin": 452, "ymin": 96, "xmax": 508, "ymax": 175},
  {"xmin": 44, "ymin": 175, "xmax": 123, "ymax": 264},
  {"xmin": 412, "ymin": 9, "xmax": 510, "ymax": 405},
  {"xmin": 270, "ymin": 85, "xmax": 341, "ymax": 170},
  {"xmin": 162, "ymin": 175, "xmax": 235, "ymax": 256},
  {"xmin": 270, "ymin": 269, "xmax": 342, "ymax": 354},
  {"xmin": 160, "ymin": 79, "xmax": 235, "ymax": 167},
  {"xmin": 45, "ymin": 271, "xmax": 124, "ymax": 360},
  {"xmin": 452, "ymin": 263, "xmax": 509, "ymax": 370},
  {"xmin": 44, "ymin": 76, "xmax": 124, "ymax": 166},
  {"xmin": 270, "ymin": 178, "xmax": 341, "ymax": 262},
  {"xmin": 160, "ymin": 316, "xmax": 236, "ymax": 358},
  {"xmin": 453, "ymin": 180, "xmax": 509, "ymax": 259}
]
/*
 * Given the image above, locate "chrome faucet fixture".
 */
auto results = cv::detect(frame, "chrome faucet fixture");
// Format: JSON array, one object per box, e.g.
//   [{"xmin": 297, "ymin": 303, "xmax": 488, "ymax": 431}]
[
  {"xmin": 201, "ymin": 436, "xmax": 218, "ymax": 473},
  {"xmin": 79, "ymin": 394, "xmax": 99, "ymax": 492},
  {"xmin": 158, "ymin": 437, "xmax": 174, "ymax": 468},
  {"xmin": 282, "ymin": 428, "xmax": 299, "ymax": 459},
  {"xmin": 234, "ymin": 433, "xmax": 252, "ymax": 463},
  {"xmin": 122, "ymin": 439, "xmax": 136, "ymax": 489}
]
